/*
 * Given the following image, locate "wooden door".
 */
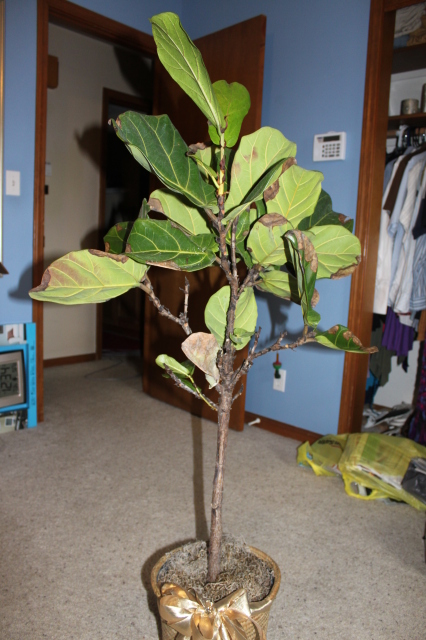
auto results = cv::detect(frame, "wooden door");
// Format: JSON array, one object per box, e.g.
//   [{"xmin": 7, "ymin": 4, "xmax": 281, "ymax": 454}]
[{"xmin": 143, "ymin": 16, "xmax": 267, "ymax": 430}]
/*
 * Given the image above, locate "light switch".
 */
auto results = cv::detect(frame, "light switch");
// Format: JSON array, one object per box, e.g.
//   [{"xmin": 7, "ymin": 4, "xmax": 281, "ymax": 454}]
[{"xmin": 6, "ymin": 171, "xmax": 20, "ymax": 196}]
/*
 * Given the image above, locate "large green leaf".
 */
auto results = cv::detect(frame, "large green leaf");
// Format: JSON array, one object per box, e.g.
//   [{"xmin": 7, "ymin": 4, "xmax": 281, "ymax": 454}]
[
  {"xmin": 150, "ymin": 13, "xmax": 225, "ymax": 134},
  {"xmin": 126, "ymin": 219, "xmax": 216, "ymax": 271},
  {"xmin": 305, "ymin": 225, "xmax": 361, "ymax": 279},
  {"xmin": 297, "ymin": 190, "xmax": 354, "ymax": 232},
  {"xmin": 225, "ymin": 127, "xmax": 297, "ymax": 217},
  {"xmin": 315, "ymin": 325, "xmax": 377, "ymax": 353},
  {"xmin": 204, "ymin": 286, "xmax": 257, "ymax": 349},
  {"xmin": 208, "ymin": 81, "xmax": 250, "ymax": 147},
  {"xmin": 148, "ymin": 189, "xmax": 211, "ymax": 236},
  {"xmin": 266, "ymin": 165, "xmax": 323, "ymax": 228},
  {"xmin": 257, "ymin": 269, "xmax": 299, "ymax": 302},
  {"xmin": 286, "ymin": 230, "xmax": 320, "ymax": 329},
  {"xmin": 246, "ymin": 214, "xmax": 288, "ymax": 266},
  {"xmin": 104, "ymin": 221, "xmax": 133, "ymax": 254},
  {"xmin": 29, "ymin": 250, "xmax": 148, "ymax": 305},
  {"xmin": 111, "ymin": 112, "xmax": 216, "ymax": 209}
]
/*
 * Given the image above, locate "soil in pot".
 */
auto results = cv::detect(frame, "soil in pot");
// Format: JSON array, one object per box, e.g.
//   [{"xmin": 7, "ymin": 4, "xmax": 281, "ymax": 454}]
[{"xmin": 156, "ymin": 536, "xmax": 274, "ymax": 603}]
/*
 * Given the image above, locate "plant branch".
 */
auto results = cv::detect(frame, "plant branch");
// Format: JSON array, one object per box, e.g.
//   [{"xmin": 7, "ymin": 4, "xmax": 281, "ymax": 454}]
[
  {"xmin": 233, "ymin": 329, "xmax": 316, "ymax": 384},
  {"xmin": 164, "ymin": 366, "xmax": 218, "ymax": 411},
  {"xmin": 232, "ymin": 384, "xmax": 244, "ymax": 405},
  {"xmin": 230, "ymin": 217, "xmax": 238, "ymax": 279},
  {"xmin": 140, "ymin": 274, "xmax": 192, "ymax": 336},
  {"xmin": 238, "ymin": 263, "xmax": 263, "ymax": 296}
]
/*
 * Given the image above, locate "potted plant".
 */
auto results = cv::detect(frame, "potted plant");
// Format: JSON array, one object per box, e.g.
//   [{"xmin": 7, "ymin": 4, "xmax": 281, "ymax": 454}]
[{"xmin": 30, "ymin": 12, "xmax": 375, "ymax": 639}]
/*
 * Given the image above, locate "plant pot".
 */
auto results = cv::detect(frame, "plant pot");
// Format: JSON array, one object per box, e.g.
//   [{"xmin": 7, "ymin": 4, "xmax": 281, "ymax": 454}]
[{"xmin": 151, "ymin": 544, "xmax": 281, "ymax": 640}]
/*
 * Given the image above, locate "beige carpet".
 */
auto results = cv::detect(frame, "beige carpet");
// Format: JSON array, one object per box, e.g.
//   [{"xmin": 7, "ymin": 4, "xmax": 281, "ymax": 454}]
[{"xmin": 0, "ymin": 358, "xmax": 425, "ymax": 640}]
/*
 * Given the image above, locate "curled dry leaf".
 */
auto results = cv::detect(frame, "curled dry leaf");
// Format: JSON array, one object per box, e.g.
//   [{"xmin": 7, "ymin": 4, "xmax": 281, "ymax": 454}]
[
  {"xmin": 181, "ymin": 332, "xmax": 220, "ymax": 386},
  {"xmin": 290, "ymin": 229, "xmax": 318, "ymax": 273},
  {"xmin": 263, "ymin": 157, "xmax": 297, "ymax": 203},
  {"xmin": 148, "ymin": 197, "xmax": 164, "ymax": 213},
  {"xmin": 330, "ymin": 256, "xmax": 361, "ymax": 280},
  {"xmin": 187, "ymin": 142, "xmax": 208, "ymax": 154},
  {"xmin": 259, "ymin": 213, "xmax": 288, "ymax": 228},
  {"xmin": 311, "ymin": 289, "xmax": 320, "ymax": 308}
]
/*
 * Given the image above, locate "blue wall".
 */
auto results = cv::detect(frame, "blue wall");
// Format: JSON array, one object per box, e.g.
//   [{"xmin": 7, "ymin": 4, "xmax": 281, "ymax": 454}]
[
  {"xmin": 183, "ymin": 0, "xmax": 371, "ymax": 434},
  {"xmin": 1, "ymin": 0, "xmax": 371, "ymax": 434},
  {"xmin": 0, "ymin": 0, "xmax": 182, "ymax": 324}
]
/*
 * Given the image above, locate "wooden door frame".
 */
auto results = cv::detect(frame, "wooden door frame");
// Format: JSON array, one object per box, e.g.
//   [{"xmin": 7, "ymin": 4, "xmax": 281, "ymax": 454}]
[
  {"xmin": 33, "ymin": 0, "xmax": 155, "ymax": 421},
  {"xmin": 96, "ymin": 87, "xmax": 152, "ymax": 358},
  {"xmin": 338, "ymin": 0, "xmax": 425, "ymax": 434}
]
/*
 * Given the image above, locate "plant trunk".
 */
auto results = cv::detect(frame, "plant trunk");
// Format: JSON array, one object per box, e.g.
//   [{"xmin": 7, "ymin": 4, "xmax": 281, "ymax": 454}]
[{"xmin": 207, "ymin": 386, "xmax": 233, "ymax": 583}]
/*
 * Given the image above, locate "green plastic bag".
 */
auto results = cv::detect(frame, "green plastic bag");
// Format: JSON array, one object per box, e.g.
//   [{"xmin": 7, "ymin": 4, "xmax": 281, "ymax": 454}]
[
  {"xmin": 338, "ymin": 433, "xmax": 426, "ymax": 511},
  {"xmin": 297, "ymin": 434, "xmax": 348, "ymax": 477},
  {"xmin": 298, "ymin": 433, "xmax": 426, "ymax": 511}
]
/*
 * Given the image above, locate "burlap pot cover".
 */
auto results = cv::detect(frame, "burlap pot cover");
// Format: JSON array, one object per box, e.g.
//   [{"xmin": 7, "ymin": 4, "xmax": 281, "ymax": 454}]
[{"xmin": 151, "ymin": 545, "xmax": 281, "ymax": 640}]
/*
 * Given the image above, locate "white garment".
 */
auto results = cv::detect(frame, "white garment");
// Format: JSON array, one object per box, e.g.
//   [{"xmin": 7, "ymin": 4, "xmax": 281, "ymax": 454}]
[
  {"xmin": 373, "ymin": 155, "xmax": 405, "ymax": 314},
  {"xmin": 389, "ymin": 161, "xmax": 426, "ymax": 313},
  {"xmin": 394, "ymin": 4, "xmax": 425, "ymax": 38}
]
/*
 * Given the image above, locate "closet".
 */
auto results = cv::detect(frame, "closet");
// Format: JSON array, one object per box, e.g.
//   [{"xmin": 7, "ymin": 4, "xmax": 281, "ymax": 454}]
[
  {"xmin": 366, "ymin": 5, "xmax": 426, "ymax": 441},
  {"xmin": 337, "ymin": 0, "xmax": 426, "ymax": 437}
]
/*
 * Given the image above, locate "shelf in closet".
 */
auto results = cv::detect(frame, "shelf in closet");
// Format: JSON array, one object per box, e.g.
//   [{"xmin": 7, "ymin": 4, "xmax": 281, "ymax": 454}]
[
  {"xmin": 392, "ymin": 43, "xmax": 426, "ymax": 74},
  {"xmin": 388, "ymin": 112, "xmax": 426, "ymax": 130}
]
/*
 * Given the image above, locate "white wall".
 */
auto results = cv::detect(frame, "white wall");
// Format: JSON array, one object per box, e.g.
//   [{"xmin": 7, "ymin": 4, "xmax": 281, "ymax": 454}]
[{"xmin": 44, "ymin": 24, "xmax": 152, "ymax": 360}]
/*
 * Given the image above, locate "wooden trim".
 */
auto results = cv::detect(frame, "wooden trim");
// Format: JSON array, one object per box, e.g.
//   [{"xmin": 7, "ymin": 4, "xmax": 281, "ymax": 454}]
[
  {"xmin": 33, "ymin": 0, "xmax": 49, "ymax": 422},
  {"xmin": 47, "ymin": 54, "xmax": 58, "ymax": 88},
  {"xmin": 245, "ymin": 411, "xmax": 320, "ymax": 444},
  {"xmin": 384, "ymin": 0, "xmax": 425, "ymax": 12},
  {"xmin": 33, "ymin": 0, "xmax": 156, "ymax": 420},
  {"xmin": 47, "ymin": 0, "xmax": 156, "ymax": 55},
  {"xmin": 44, "ymin": 353, "xmax": 96, "ymax": 367},
  {"xmin": 338, "ymin": 0, "xmax": 395, "ymax": 434}
]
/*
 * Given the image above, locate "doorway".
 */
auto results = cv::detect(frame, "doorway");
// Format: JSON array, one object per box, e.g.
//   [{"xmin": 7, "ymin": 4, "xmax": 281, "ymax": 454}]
[{"xmin": 33, "ymin": 0, "xmax": 156, "ymax": 419}]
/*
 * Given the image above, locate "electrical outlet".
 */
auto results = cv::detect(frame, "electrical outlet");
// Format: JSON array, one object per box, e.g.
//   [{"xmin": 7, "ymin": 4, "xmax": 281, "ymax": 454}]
[{"xmin": 273, "ymin": 370, "xmax": 286, "ymax": 392}]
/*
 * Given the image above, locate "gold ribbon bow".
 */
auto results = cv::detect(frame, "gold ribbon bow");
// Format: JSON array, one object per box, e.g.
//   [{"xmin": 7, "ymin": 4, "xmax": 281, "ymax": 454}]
[{"xmin": 158, "ymin": 582, "xmax": 270, "ymax": 640}]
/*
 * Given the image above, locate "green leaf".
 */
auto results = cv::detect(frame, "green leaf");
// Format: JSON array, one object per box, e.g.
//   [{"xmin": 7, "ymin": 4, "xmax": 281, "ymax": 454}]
[
  {"xmin": 155, "ymin": 354, "xmax": 195, "ymax": 377},
  {"xmin": 138, "ymin": 198, "xmax": 151, "ymax": 219},
  {"xmin": 286, "ymin": 230, "xmax": 320, "ymax": 329},
  {"xmin": 266, "ymin": 165, "xmax": 323, "ymax": 228},
  {"xmin": 111, "ymin": 112, "xmax": 216, "ymax": 209},
  {"xmin": 225, "ymin": 127, "xmax": 297, "ymax": 216},
  {"xmin": 208, "ymin": 80, "xmax": 250, "ymax": 147},
  {"xmin": 315, "ymin": 325, "xmax": 377, "ymax": 353},
  {"xmin": 187, "ymin": 153, "xmax": 219, "ymax": 185},
  {"xmin": 224, "ymin": 159, "xmax": 294, "ymax": 225},
  {"xmin": 204, "ymin": 286, "xmax": 257, "ymax": 349},
  {"xmin": 148, "ymin": 189, "xmax": 211, "ymax": 236},
  {"xmin": 29, "ymin": 250, "xmax": 148, "ymax": 305},
  {"xmin": 150, "ymin": 13, "xmax": 225, "ymax": 134},
  {"xmin": 305, "ymin": 225, "xmax": 361, "ymax": 279},
  {"xmin": 230, "ymin": 327, "xmax": 254, "ymax": 347},
  {"xmin": 181, "ymin": 332, "xmax": 220, "ymax": 387},
  {"xmin": 297, "ymin": 190, "xmax": 354, "ymax": 232},
  {"xmin": 104, "ymin": 221, "xmax": 133, "ymax": 254},
  {"xmin": 247, "ymin": 214, "xmax": 288, "ymax": 266},
  {"xmin": 126, "ymin": 219, "xmax": 216, "ymax": 271},
  {"xmin": 257, "ymin": 269, "xmax": 299, "ymax": 302}
]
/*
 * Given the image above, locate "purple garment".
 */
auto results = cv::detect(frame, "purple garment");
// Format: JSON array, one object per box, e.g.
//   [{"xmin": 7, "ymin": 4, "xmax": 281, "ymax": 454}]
[
  {"xmin": 407, "ymin": 340, "xmax": 426, "ymax": 446},
  {"xmin": 381, "ymin": 306, "xmax": 414, "ymax": 358}
]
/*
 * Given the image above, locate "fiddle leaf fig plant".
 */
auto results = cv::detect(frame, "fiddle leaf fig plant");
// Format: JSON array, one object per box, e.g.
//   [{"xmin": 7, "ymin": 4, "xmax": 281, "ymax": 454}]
[{"xmin": 30, "ymin": 12, "xmax": 375, "ymax": 584}]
